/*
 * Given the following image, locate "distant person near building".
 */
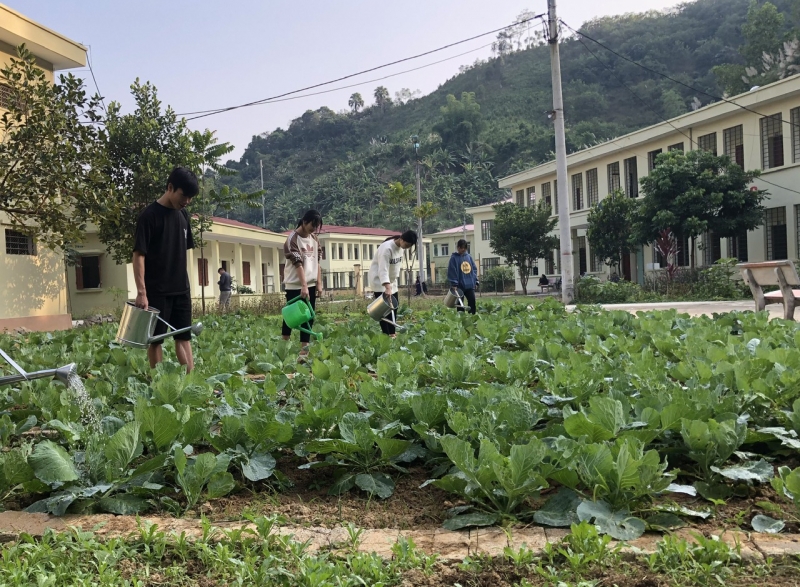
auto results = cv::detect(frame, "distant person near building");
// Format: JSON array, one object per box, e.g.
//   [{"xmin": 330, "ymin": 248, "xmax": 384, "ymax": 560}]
[
  {"xmin": 217, "ymin": 267, "xmax": 232, "ymax": 309},
  {"xmin": 447, "ymin": 239, "xmax": 478, "ymax": 314}
]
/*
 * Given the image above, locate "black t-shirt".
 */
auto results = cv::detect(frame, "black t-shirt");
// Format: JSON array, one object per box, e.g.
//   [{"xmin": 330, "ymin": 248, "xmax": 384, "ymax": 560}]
[{"xmin": 133, "ymin": 201, "xmax": 195, "ymax": 296}]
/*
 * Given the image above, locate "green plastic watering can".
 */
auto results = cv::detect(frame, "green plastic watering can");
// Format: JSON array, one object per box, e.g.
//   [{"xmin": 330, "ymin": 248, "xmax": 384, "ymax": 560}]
[{"xmin": 281, "ymin": 297, "xmax": 323, "ymax": 340}]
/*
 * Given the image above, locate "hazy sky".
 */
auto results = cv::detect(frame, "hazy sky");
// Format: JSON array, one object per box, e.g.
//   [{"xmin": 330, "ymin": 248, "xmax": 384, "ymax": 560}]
[{"xmin": 18, "ymin": 0, "xmax": 685, "ymax": 159}]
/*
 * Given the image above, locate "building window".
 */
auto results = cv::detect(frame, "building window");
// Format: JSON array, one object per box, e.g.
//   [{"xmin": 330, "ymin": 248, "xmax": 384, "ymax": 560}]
[
  {"xmin": 242, "ymin": 262, "xmax": 251, "ymax": 286},
  {"xmin": 441, "ymin": 244, "xmax": 449, "ymax": 256},
  {"xmin": 702, "ymin": 232, "xmax": 721, "ymax": 266},
  {"xmin": 347, "ymin": 243, "xmax": 353, "ymax": 260},
  {"xmin": 590, "ymin": 249, "xmax": 601, "ymax": 273},
  {"xmin": 0, "ymin": 83, "xmax": 13, "ymax": 110},
  {"xmin": 795, "ymin": 205, "xmax": 800, "ymax": 259},
  {"xmin": 338, "ymin": 244, "xmax": 344, "ymax": 260},
  {"xmin": 571, "ymin": 172, "xmax": 583, "ymax": 211},
  {"xmin": 197, "ymin": 258, "xmax": 208, "ymax": 287},
  {"xmin": 515, "ymin": 189, "xmax": 525, "ymax": 206},
  {"xmin": 369, "ymin": 244, "xmax": 374, "ymax": 258},
  {"xmin": 728, "ymin": 233, "xmax": 748, "ymax": 262},
  {"xmin": 765, "ymin": 206, "xmax": 788, "ymax": 260},
  {"xmin": 577, "ymin": 236, "xmax": 587, "ymax": 275},
  {"xmin": 481, "ymin": 220, "xmax": 493, "ymax": 241},
  {"xmin": 221, "ymin": 260, "xmax": 228, "ymax": 272},
  {"xmin": 697, "ymin": 132, "xmax": 717, "ymax": 155},
  {"xmin": 668, "ymin": 142, "xmax": 684, "ymax": 152},
  {"xmin": 481, "ymin": 257, "xmax": 500, "ymax": 273},
  {"xmin": 554, "ymin": 179, "xmax": 559, "ymax": 214},
  {"xmin": 607, "ymin": 161, "xmax": 621, "ymax": 193},
  {"xmin": 761, "ymin": 113, "xmax": 784, "ymax": 169},
  {"xmin": 527, "ymin": 186, "xmax": 535, "ymax": 206},
  {"xmin": 647, "ymin": 149, "xmax": 662, "ymax": 172},
  {"xmin": 433, "ymin": 244, "xmax": 439, "ymax": 256},
  {"xmin": 792, "ymin": 107, "xmax": 800, "ymax": 163},
  {"xmin": 354, "ymin": 244, "xmax": 359, "ymax": 260},
  {"xmin": 586, "ymin": 168, "xmax": 599, "ymax": 207},
  {"xmin": 541, "ymin": 182, "xmax": 552, "ymax": 212},
  {"xmin": 5, "ymin": 230, "xmax": 35, "ymax": 255},
  {"xmin": 545, "ymin": 252, "xmax": 555, "ymax": 275},
  {"xmin": 623, "ymin": 157, "xmax": 638, "ymax": 198},
  {"xmin": 330, "ymin": 244, "xmax": 336, "ymax": 260},
  {"xmin": 723, "ymin": 125, "xmax": 744, "ymax": 167},
  {"xmin": 76, "ymin": 255, "xmax": 101, "ymax": 290}
]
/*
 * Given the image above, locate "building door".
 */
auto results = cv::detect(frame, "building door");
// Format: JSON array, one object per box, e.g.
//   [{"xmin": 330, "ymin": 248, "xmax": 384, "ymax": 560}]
[{"xmin": 622, "ymin": 253, "xmax": 632, "ymax": 281}]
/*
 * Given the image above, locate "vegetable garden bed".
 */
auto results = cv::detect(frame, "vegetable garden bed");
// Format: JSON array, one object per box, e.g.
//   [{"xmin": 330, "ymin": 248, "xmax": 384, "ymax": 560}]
[{"xmin": 2, "ymin": 298, "xmax": 800, "ymax": 584}]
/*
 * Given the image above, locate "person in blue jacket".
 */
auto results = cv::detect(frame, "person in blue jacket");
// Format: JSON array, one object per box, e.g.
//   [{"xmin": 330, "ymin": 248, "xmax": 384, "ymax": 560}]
[{"xmin": 447, "ymin": 239, "xmax": 478, "ymax": 314}]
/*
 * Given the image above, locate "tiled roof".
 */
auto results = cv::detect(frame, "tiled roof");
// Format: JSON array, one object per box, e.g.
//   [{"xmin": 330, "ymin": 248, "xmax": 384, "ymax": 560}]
[
  {"xmin": 433, "ymin": 224, "xmax": 474, "ymax": 235},
  {"xmin": 208, "ymin": 216, "xmax": 270, "ymax": 232},
  {"xmin": 283, "ymin": 224, "xmax": 399, "ymax": 237}
]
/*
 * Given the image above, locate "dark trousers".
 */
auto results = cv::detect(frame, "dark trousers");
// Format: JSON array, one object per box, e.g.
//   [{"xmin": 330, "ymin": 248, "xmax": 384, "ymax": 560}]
[
  {"xmin": 282, "ymin": 286, "xmax": 317, "ymax": 344},
  {"xmin": 456, "ymin": 288, "xmax": 477, "ymax": 315},
  {"xmin": 373, "ymin": 292, "xmax": 399, "ymax": 335}
]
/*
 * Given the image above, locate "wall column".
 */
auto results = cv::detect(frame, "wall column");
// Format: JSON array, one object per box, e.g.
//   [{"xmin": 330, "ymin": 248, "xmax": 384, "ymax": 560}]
[
  {"xmin": 272, "ymin": 247, "xmax": 281, "ymax": 292},
  {"xmin": 254, "ymin": 245, "xmax": 263, "ymax": 294},
  {"xmin": 234, "ymin": 242, "xmax": 243, "ymax": 292}
]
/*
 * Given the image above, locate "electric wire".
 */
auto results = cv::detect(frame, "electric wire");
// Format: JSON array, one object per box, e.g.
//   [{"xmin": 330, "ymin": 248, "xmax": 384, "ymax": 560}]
[
  {"xmin": 180, "ymin": 14, "xmax": 545, "ymax": 121},
  {"xmin": 175, "ymin": 41, "xmax": 496, "ymax": 116}
]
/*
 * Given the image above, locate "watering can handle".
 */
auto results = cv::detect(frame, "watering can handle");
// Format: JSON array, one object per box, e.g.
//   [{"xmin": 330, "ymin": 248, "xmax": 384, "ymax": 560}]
[{"xmin": 287, "ymin": 295, "xmax": 316, "ymax": 320}]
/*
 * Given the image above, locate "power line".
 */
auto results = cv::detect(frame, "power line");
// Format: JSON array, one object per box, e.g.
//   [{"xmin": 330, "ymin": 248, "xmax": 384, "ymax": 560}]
[
  {"xmin": 86, "ymin": 46, "xmax": 106, "ymax": 113},
  {"xmin": 176, "ymin": 41, "xmax": 496, "ymax": 117},
  {"xmin": 181, "ymin": 14, "xmax": 545, "ymax": 121},
  {"xmin": 560, "ymin": 19, "xmax": 800, "ymax": 132}
]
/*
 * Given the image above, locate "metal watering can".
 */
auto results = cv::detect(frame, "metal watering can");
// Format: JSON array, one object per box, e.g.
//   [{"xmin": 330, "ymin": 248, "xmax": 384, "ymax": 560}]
[
  {"xmin": 367, "ymin": 293, "xmax": 404, "ymax": 330},
  {"xmin": 0, "ymin": 348, "xmax": 76, "ymax": 386},
  {"xmin": 443, "ymin": 287, "xmax": 465, "ymax": 309},
  {"xmin": 281, "ymin": 297, "xmax": 323, "ymax": 340},
  {"xmin": 116, "ymin": 302, "xmax": 203, "ymax": 349}
]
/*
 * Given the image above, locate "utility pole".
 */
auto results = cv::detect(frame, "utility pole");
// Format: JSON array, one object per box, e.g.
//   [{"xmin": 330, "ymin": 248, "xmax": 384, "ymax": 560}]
[
  {"xmin": 412, "ymin": 135, "xmax": 426, "ymax": 290},
  {"xmin": 260, "ymin": 159, "xmax": 265, "ymax": 227},
  {"xmin": 548, "ymin": 0, "xmax": 573, "ymax": 304}
]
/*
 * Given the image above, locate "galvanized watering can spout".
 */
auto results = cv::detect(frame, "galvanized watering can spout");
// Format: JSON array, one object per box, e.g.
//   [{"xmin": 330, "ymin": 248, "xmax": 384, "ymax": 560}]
[
  {"xmin": 116, "ymin": 302, "xmax": 203, "ymax": 348},
  {"xmin": 146, "ymin": 322, "xmax": 204, "ymax": 345},
  {"xmin": 0, "ymin": 348, "xmax": 77, "ymax": 387}
]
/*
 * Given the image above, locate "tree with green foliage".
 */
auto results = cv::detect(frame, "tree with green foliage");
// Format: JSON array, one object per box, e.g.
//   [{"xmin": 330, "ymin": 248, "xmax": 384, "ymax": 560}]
[
  {"xmin": 0, "ymin": 45, "xmax": 107, "ymax": 252},
  {"xmin": 587, "ymin": 190, "xmax": 639, "ymax": 272},
  {"xmin": 433, "ymin": 92, "xmax": 485, "ymax": 151},
  {"xmin": 348, "ymin": 92, "xmax": 364, "ymax": 114},
  {"xmin": 714, "ymin": 1, "xmax": 790, "ymax": 95},
  {"xmin": 489, "ymin": 201, "xmax": 558, "ymax": 295},
  {"xmin": 373, "ymin": 86, "xmax": 391, "ymax": 113},
  {"xmin": 192, "ymin": 130, "xmax": 263, "ymax": 312},
  {"xmin": 98, "ymin": 81, "xmax": 206, "ymax": 264},
  {"xmin": 635, "ymin": 150, "xmax": 767, "ymax": 268}
]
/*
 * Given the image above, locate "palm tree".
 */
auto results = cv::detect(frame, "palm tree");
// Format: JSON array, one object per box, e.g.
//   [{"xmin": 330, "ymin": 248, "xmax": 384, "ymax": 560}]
[
  {"xmin": 348, "ymin": 92, "xmax": 364, "ymax": 114},
  {"xmin": 373, "ymin": 86, "xmax": 390, "ymax": 114}
]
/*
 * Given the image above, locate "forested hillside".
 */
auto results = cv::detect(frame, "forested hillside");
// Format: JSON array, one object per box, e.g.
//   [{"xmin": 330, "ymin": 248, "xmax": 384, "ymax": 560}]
[{"xmin": 219, "ymin": 0, "xmax": 799, "ymax": 233}]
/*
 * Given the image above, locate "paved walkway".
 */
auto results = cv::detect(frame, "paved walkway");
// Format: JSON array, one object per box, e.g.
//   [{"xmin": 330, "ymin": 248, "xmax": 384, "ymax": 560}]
[
  {"xmin": 0, "ymin": 511, "xmax": 798, "ymax": 562},
  {"xmin": 567, "ymin": 300, "xmax": 795, "ymax": 320}
]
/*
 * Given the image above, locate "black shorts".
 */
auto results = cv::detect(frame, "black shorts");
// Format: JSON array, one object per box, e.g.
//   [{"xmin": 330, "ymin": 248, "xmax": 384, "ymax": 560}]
[{"xmin": 148, "ymin": 292, "xmax": 192, "ymax": 344}]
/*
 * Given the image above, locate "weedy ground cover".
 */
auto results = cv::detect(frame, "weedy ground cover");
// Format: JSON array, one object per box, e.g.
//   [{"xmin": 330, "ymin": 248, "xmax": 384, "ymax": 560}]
[{"xmin": 2, "ymin": 298, "xmax": 800, "ymax": 583}]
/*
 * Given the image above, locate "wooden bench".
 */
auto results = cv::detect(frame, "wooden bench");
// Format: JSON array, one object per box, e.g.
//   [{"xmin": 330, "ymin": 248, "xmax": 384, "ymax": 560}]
[{"xmin": 737, "ymin": 260, "xmax": 800, "ymax": 320}]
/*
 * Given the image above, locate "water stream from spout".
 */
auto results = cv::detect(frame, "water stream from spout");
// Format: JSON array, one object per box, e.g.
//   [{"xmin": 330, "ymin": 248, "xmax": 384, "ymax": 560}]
[{"xmin": 67, "ymin": 372, "xmax": 100, "ymax": 432}]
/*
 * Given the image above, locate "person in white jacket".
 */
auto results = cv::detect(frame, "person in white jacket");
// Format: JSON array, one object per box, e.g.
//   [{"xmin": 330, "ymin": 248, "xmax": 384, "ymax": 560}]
[{"xmin": 368, "ymin": 230, "xmax": 418, "ymax": 337}]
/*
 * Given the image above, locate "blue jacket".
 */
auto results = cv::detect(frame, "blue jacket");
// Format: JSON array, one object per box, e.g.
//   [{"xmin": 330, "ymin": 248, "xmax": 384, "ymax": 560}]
[{"xmin": 447, "ymin": 252, "xmax": 478, "ymax": 290}]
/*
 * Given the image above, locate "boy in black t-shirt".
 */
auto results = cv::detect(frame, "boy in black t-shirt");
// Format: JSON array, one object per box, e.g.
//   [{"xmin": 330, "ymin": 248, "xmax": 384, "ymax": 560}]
[{"xmin": 133, "ymin": 167, "xmax": 199, "ymax": 372}]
